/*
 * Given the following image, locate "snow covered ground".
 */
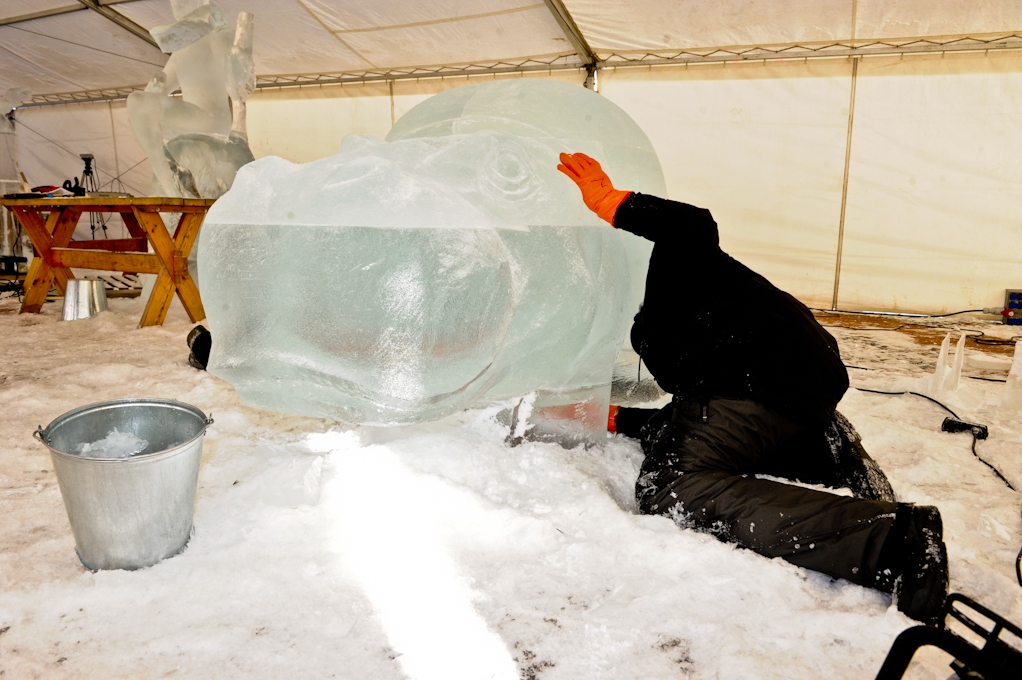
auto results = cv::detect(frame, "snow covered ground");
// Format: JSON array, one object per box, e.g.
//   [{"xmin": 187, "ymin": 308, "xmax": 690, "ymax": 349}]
[{"xmin": 1, "ymin": 296, "xmax": 1020, "ymax": 679}]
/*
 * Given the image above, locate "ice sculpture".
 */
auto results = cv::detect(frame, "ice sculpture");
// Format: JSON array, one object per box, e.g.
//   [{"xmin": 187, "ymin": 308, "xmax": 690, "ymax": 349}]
[
  {"xmin": 199, "ymin": 79, "xmax": 666, "ymax": 440},
  {"xmin": 127, "ymin": 0, "xmax": 255, "ymax": 199}
]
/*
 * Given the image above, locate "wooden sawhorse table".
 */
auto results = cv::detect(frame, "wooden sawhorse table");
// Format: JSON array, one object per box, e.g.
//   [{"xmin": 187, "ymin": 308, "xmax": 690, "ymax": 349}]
[{"xmin": 1, "ymin": 197, "xmax": 215, "ymax": 327}]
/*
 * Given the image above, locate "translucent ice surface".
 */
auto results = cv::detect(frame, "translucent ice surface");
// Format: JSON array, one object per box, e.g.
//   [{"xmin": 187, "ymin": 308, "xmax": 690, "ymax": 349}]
[
  {"xmin": 76, "ymin": 429, "xmax": 149, "ymax": 458},
  {"xmin": 199, "ymin": 79, "xmax": 666, "ymax": 429},
  {"xmin": 127, "ymin": 2, "xmax": 255, "ymax": 200}
]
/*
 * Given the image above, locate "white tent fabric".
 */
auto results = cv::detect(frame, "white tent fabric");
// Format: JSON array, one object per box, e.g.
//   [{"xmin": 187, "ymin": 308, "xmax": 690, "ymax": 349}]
[
  {"xmin": 3, "ymin": 1, "xmax": 1022, "ymax": 98},
  {"xmin": 4, "ymin": 0, "xmax": 1022, "ymax": 313},
  {"xmin": 570, "ymin": 0, "xmax": 1022, "ymax": 55}
]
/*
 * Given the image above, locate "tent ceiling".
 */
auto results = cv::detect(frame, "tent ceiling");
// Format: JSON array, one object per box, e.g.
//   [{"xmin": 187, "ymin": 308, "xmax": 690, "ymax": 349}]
[{"xmin": 3, "ymin": 0, "xmax": 1022, "ymax": 106}]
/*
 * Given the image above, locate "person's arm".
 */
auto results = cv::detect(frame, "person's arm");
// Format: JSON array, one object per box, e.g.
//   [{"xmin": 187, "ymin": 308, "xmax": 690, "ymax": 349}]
[
  {"xmin": 608, "ymin": 405, "xmax": 659, "ymax": 438},
  {"xmin": 557, "ymin": 152, "xmax": 720, "ymax": 253},
  {"xmin": 613, "ymin": 192, "xmax": 719, "ymax": 253}
]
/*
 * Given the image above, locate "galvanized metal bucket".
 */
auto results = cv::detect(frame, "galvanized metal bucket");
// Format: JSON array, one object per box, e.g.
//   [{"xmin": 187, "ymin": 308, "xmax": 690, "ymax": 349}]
[
  {"xmin": 61, "ymin": 279, "xmax": 108, "ymax": 320},
  {"xmin": 34, "ymin": 399, "xmax": 213, "ymax": 571}
]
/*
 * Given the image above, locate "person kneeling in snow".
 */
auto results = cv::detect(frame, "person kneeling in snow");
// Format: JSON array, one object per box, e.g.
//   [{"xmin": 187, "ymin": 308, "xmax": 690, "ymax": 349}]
[{"xmin": 557, "ymin": 152, "xmax": 948, "ymax": 624}]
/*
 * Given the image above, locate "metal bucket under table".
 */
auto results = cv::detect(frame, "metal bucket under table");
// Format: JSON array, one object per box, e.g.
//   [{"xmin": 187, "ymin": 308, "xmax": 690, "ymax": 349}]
[{"xmin": 34, "ymin": 398, "xmax": 213, "ymax": 570}]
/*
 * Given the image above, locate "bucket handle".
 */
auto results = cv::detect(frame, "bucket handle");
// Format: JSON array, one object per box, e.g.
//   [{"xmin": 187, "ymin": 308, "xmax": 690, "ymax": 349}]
[
  {"xmin": 205, "ymin": 414, "xmax": 214, "ymax": 428},
  {"xmin": 33, "ymin": 425, "xmax": 48, "ymax": 444}
]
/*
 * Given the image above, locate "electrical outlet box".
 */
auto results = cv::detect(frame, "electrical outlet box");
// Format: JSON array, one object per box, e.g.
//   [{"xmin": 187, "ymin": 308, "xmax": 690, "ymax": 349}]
[{"xmin": 1003, "ymin": 289, "xmax": 1022, "ymax": 325}]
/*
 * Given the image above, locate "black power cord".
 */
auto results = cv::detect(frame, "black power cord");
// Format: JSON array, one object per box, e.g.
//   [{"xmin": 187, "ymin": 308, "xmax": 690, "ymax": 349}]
[
  {"xmin": 855, "ymin": 387, "xmax": 1022, "ymax": 587},
  {"xmin": 815, "ymin": 309, "xmax": 1022, "ymax": 346},
  {"xmin": 811, "ymin": 307, "xmax": 985, "ymax": 318}
]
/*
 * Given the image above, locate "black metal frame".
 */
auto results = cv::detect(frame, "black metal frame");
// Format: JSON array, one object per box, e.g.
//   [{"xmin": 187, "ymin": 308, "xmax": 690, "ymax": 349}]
[
  {"xmin": 876, "ymin": 593, "xmax": 1022, "ymax": 680},
  {"xmin": 0, "ymin": 255, "xmax": 26, "ymax": 295}
]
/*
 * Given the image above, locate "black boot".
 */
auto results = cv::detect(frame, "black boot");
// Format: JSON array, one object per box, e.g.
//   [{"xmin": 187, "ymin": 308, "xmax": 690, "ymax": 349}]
[
  {"xmin": 875, "ymin": 504, "xmax": 949, "ymax": 625},
  {"xmin": 186, "ymin": 325, "xmax": 212, "ymax": 371}
]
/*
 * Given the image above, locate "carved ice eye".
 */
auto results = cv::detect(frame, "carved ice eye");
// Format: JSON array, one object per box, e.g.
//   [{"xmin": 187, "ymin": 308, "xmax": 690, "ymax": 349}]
[{"xmin": 480, "ymin": 144, "xmax": 537, "ymax": 200}]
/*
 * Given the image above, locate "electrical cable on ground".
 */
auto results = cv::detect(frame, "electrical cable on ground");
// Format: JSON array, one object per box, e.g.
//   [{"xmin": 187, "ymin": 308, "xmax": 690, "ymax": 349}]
[
  {"xmin": 856, "ymin": 387, "xmax": 1022, "ymax": 586},
  {"xmin": 856, "ymin": 387, "xmax": 1014, "ymax": 489},
  {"xmin": 812, "ymin": 307, "xmax": 985, "ymax": 318},
  {"xmin": 820, "ymin": 318, "xmax": 1022, "ymax": 346},
  {"xmin": 856, "ymin": 387, "xmax": 960, "ymax": 418}
]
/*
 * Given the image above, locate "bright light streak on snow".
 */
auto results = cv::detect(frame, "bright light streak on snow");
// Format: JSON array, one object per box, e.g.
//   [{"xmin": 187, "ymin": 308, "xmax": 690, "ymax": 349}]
[
  {"xmin": 306, "ymin": 430, "xmax": 361, "ymax": 453},
  {"xmin": 320, "ymin": 437, "xmax": 518, "ymax": 680}
]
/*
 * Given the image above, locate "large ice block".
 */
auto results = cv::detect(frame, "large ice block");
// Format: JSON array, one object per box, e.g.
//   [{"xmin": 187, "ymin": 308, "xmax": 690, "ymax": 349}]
[{"xmin": 199, "ymin": 79, "xmax": 666, "ymax": 431}]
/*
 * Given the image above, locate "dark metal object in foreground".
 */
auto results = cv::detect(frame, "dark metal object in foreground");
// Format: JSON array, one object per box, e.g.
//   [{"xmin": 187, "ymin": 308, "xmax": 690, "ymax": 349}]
[{"xmin": 875, "ymin": 593, "xmax": 1022, "ymax": 680}]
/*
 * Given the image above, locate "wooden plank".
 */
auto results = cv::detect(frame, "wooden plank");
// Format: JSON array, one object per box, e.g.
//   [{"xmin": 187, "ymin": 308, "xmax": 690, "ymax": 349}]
[
  {"xmin": 121, "ymin": 210, "xmax": 146, "ymax": 238},
  {"xmin": 50, "ymin": 249, "xmax": 162, "ymax": 274},
  {"xmin": 139, "ymin": 272, "xmax": 177, "ymax": 327},
  {"xmin": 49, "ymin": 208, "xmax": 82, "ymax": 296},
  {"xmin": 11, "ymin": 207, "xmax": 54, "ymax": 252},
  {"xmin": 0, "ymin": 197, "xmax": 215, "ymax": 208},
  {"xmin": 170, "ymin": 211, "xmax": 206, "ymax": 319},
  {"xmin": 19, "ymin": 251, "xmax": 53, "ymax": 314},
  {"xmin": 131, "ymin": 207, "xmax": 177, "ymax": 277},
  {"xmin": 135, "ymin": 205, "xmax": 213, "ymax": 213},
  {"xmin": 13, "ymin": 206, "xmax": 76, "ymax": 307},
  {"xmin": 66, "ymin": 238, "xmax": 148, "ymax": 252},
  {"xmin": 174, "ymin": 212, "xmax": 205, "ymax": 255},
  {"xmin": 174, "ymin": 272, "xmax": 206, "ymax": 322},
  {"xmin": 12, "ymin": 208, "xmax": 56, "ymax": 313},
  {"xmin": 106, "ymin": 289, "xmax": 142, "ymax": 299}
]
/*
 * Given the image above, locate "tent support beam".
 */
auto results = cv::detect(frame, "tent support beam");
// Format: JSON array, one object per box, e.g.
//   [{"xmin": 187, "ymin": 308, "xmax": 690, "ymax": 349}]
[
  {"xmin": 0, "ymin": 5, "xmax": 82, "ymax": 26},
  {"xmin": 831, "ymin": 56, "xmax": 859, "ymax": 311},
  {"xmin": 75, "ymin": 0, "xmax": 157, "ymax": 48},
  {"xmin": 0, "ymin": 1, "xmax": 144, "ymax": 28},
  {"xmin": 541, "ymin": 0, "xmax": 599, "ymax": 87},
  {"xmin": 17, "ymin": 33, "xmax": 1022, "ymax": 108}
]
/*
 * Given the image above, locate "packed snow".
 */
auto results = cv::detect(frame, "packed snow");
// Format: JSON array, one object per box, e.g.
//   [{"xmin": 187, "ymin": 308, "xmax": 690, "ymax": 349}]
[
  {"xmin": 1, "ymin": 295, "xmax": 1021, "ymax": 679},
  {"xmin": 75, "ymin": 429, "xmax": 149, "ymax": 459}
]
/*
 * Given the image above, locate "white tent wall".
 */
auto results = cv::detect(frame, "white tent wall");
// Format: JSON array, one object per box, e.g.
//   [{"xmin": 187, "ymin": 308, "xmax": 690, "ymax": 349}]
[
  {"xmin": 14, "ymin": 100, "xmax": 152, "ymax": 241},
  {"xmin": 598, "ymin": 61, "xmax": 853, "ymax": 309},
  {"xmin": 247, "ymin": 83, "xmax": 394, "ymax": 163},
  {"xmin": 13, "ymin": 52, "xmax": 1022, "ymax": 313},
  {"xmin": 240, "ymin": 55, "xmax": 1022, "ymax": 314},
  {"xmin": 600, "ymin": 53, "xmax": 1022, "ymax": 314},
  {"xmin": 839, "ymin": 51, "xmax": 1022, "ymax": 313},
  {"xmin": 246, "ymin": 71, "xmax": 588, "ymax": 163}
]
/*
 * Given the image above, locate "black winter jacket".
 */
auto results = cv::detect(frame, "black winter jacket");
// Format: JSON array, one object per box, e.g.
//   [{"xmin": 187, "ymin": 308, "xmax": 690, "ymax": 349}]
[{"xmin": 614, "ymin": 192, "xmax": 849, "ymax": 428}]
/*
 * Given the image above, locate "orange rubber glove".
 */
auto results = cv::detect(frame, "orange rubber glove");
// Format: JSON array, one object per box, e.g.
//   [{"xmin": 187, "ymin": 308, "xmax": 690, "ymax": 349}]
[
  {"xmin": 557, "ymin": 152, "xmax": 632, "ymax": 226},
  {"xmin": 607, "ymin": 404, "xmax": 621, "ymax": 433}
]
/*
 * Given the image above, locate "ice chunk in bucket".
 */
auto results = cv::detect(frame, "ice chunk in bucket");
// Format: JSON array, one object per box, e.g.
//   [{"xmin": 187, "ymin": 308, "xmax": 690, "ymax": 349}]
[
  {"xmin": 199, "ymin": 79, "xmax": 666, "ymax": 435},
  {"xmin": 76, "ymin": 429, "xmax": 149, "ymax": 458}
]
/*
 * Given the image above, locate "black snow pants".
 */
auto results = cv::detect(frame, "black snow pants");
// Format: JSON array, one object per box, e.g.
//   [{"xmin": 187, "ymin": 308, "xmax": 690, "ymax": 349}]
[{"xmin": 627, "ymin": 398, "xmax": 899, "ymax": 587}]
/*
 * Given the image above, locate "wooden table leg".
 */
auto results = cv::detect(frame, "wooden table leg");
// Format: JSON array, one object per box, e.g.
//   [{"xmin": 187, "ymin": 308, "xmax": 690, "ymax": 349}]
[
  {"xmin": 132, "ymin": 208, "xmax": 179, "ymax": 327},
  {"xmin": 49, "ymin": 208, "xmax": 80, "ymax": 296},
  {"xmin": 171, "ymin": 212, "xmax": 206, "ymax": 323},
  {"xmin": 14, "ymin": 207, "xmax": 79, "ymax": 313}
]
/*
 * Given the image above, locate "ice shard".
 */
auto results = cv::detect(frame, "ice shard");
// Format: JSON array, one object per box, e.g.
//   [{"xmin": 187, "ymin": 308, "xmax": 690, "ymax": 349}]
[
  {"xmin": 199, "ymin": 79, "xmax": 667, "ymax": 438},
  {"xmin": 127, "ymin": 1, "xmax": 255, "ymax": 200}
]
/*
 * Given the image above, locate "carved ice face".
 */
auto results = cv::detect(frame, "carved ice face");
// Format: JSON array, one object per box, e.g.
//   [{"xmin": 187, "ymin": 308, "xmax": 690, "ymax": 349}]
[
  {"xmin": 198, "ymin": 79, "xmax": 664, "ymax": 424},
  {"xmin": 171, "ymin": 0, "xmax": 210, "ymax": 20}
]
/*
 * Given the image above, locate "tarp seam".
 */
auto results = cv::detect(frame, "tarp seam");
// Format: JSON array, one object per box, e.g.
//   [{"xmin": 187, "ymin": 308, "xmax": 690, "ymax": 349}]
[
  {"xmin": 293, "ymin": 0, "xmax": 377, "ymax": 68},
  {"xmin": 3, "ymin": 24, "xmax": 165, "ymax": 67},
  {"xmin": 332, "ymin": 4, "xmax": 547, "ymax": 34}
]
